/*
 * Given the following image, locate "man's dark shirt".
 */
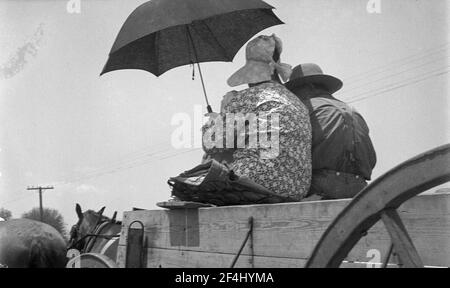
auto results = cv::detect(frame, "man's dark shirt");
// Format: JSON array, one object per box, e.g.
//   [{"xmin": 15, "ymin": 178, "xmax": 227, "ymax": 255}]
[{"xmin": 301, "ymin": 93, "xmax": 376, "ymax": 180}]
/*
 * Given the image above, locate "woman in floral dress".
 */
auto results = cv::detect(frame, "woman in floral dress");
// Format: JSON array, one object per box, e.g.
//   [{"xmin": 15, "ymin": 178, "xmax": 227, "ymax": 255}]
[{"xmin": 202, "ymin": 35, "xmax": 312, "ymax": 201}]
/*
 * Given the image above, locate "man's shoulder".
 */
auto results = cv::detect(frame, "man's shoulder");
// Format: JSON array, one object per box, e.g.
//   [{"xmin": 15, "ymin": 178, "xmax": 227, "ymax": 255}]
[
  {"xmin": 310, "ymin": 96, "xmax": 370, "ymax": 128},
  {"xmin": 310, "ymin": 95, "xmax": 347, "ymax": 110}
]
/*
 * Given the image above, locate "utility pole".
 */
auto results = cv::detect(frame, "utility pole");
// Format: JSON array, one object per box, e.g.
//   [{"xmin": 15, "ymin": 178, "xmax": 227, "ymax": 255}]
[{"xmin": 27, "ymin": 186, "xmax": 54, "ymax": 222}]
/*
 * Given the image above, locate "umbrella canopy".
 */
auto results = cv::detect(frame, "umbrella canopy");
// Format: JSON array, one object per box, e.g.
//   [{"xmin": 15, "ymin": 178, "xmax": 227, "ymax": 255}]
[
  {"xmin": 101, "ymin": 0, "xmax": 283, "ymax": 76},
  {"xmin": 101, "ymin": 0, "xmax": 283, "ymax": 112}
]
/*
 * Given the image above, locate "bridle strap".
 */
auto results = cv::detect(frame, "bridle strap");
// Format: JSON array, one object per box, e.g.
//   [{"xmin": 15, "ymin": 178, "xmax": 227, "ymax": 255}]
[
  {"xmin": 69, "ymin": 211, "xmax": 107, "ymax": 253},
  {"xmin": 85, "ymin": 220, "xmax": 111, "ymax": 253},
  {"xmin": 83, "ymin": 220, "xmax": 108, "ymax": 253},
  {"xmin": 68, "ymin": 230, "xmax": 120, "ymax": 251}
]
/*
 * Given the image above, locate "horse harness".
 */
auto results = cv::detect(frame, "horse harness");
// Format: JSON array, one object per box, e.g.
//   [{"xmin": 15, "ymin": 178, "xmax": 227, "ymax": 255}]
[{"xmin": 69, "ymin": 217, "xmax": 120, "ymax": 253}]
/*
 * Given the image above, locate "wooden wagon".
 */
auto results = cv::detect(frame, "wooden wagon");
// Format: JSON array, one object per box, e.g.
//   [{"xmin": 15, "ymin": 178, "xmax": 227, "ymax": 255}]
[{"xmin": 67, "ymin": 144, "xmax": 450, "ymax": 268}]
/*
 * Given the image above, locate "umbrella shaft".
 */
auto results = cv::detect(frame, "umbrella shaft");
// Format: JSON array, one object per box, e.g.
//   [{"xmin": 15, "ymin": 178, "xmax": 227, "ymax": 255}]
[
  {"xmin": 187, "ymin": 26, "xmax": 213, "ymax": 113},
  {"xmin": 195, "ymin": 63, "xmax": 213, "ymax": 113}
]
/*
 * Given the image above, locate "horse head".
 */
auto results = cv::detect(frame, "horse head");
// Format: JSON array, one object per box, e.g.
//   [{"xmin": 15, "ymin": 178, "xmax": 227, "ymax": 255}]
[{"xmin": 68, "ymin": 203, "xmax": 109, "ymax": 252}]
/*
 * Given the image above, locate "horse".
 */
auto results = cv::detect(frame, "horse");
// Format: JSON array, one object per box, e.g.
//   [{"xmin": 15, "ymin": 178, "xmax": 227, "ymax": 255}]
[
  {"xmin": 68, "ymin": 204, "xmax": 121, "ymax": 262},
  {"xmin": 0, "ymin": 218, "xmax": 67, "ymax": 268}
]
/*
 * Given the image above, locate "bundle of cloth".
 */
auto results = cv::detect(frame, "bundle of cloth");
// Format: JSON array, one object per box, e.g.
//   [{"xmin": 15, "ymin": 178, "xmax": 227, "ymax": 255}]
[{"xmin": 168, "ymin": 160, "xmax": 297, "ymax": 206}]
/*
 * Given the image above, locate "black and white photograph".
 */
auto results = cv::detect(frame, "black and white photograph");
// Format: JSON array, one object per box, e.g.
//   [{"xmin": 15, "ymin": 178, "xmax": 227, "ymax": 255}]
[{"xmin": 0, "ymin": 0, "xmax": 449, "ymax": 273}]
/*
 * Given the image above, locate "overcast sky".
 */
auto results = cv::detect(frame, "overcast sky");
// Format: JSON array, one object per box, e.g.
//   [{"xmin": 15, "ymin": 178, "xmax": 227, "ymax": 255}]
[{"xmin": 1, "ymin": 0, "xmax": 448, "ymax": 225}]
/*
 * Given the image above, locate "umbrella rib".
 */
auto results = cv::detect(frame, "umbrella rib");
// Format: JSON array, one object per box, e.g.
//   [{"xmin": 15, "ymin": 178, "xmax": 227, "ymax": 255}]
[
  {"xmin": 185, "ymin": 25, "xmax": 194, "ymax": 65},
  {"xmin": 155, "ymin": 31, "xmax": 160, "ymax": 76},
  {"xmin": 200, "ymin": 20, "xmax": 232, "ymax": 61}
]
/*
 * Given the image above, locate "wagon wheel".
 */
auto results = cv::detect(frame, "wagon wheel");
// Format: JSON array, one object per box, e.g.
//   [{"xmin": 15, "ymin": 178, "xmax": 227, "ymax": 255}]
[
  {"xmin": 66, "ymin": 252, "xmax": 118, "ymax": 268},
  {"xmin": 305, "ymin": 144, "xmax": 450, "ymax": 268}
]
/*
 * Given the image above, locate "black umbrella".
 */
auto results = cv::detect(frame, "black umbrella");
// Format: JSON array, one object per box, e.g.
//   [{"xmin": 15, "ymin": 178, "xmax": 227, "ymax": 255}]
[{"xmin": 101, "ymin": 0, "xmax": 283, "ymax": 113}]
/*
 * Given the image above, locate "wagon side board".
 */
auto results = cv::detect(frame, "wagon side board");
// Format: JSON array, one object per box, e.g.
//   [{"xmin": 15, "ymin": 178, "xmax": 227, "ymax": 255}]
[{"xmin": 117, "ymin": 193, "xmax": 450, "ymax": 268}]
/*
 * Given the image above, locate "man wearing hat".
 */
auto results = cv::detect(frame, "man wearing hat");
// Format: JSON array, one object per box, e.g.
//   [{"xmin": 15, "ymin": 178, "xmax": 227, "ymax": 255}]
[{"xmin": 285, "ymin": 63, "xmax": 376, "ymax": 199}]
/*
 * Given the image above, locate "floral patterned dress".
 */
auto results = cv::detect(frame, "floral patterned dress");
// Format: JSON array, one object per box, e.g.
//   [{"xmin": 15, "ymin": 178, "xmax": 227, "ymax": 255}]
[{"xmin": 202, "ymin": 81, "xmax": 312, "ymax": 200}]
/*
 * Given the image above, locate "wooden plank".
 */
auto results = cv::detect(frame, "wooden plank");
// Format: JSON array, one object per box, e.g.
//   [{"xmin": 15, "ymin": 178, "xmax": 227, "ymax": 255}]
[
  {"xmin": 118, "ymin": 193, "xmax": 450, "ymax": 267},
  {"xmin": 156, "ymin": 201, "xmax": 215, "ymax": 209},
  {"xmin": 381, "ymin": 209, "xmax": 423, "ymax": 267},
  {"xmin": 119, "ymin": 199, "xmax": 348, "ymax": 253},
  {"xmin": 116, "ymin": 245, "xmax": 413, "ymax": 268},
  {"xmin": 117, "ymin": 246, "xmax": 307, "ymax": 268}
]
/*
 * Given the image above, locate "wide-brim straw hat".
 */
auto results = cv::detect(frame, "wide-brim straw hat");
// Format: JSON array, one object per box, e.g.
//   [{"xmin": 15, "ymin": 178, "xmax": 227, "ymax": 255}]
[
  {"xmin": 285, "ymin": 63, "xmax": 343, "ymax": 94},
  {"xmin": 227, "ymin": 34, "xmax": 292, "ymax": 87}
]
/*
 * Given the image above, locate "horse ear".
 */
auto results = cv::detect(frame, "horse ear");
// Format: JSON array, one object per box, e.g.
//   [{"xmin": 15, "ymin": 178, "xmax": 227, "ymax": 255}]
[
  {"xmin": 75, "ymin": 203, "xmax": 83, "ymax": 219},
  {"xmin": 97, "ymin": 206, "xmax": 106, "ymax": 215},
  {"xmin": 111, "ymin": 211, "xmax": 117, "ymax": 222}
]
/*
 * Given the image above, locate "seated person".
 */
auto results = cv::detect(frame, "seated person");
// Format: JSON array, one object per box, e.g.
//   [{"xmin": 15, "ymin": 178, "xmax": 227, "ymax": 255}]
[
  {"xmin": 285, "ymin": 63, "xmax": 377, "ymax": 199},
  {"xmin": 202, "ymin": 35, "xmax": 312, "ymax": 201}
]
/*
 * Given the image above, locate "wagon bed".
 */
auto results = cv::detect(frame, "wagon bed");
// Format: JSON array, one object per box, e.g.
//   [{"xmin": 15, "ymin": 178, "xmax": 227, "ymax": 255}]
[
  {"xmin": 68, "ymin": 144, "xmax": 450, "ymax": 268},
  {"xmin": 116, "ymin": 192, "xmax": 450, "ymax": 268}
]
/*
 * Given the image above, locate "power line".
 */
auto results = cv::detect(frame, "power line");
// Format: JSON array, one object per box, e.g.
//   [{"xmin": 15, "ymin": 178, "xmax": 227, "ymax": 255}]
[
  {"xmin": 52, "ymin": 115, "xmax": 204, "ymax": 182},
  {"xmin": 347, "ymin": 68, "xmax": 449, "ymax": 104},
  {"xmin": 1, "ymin": 148, "xmax": 203, "ymax": 208},
  {"xmin": 159, "ymin": 148, "xmax": 202, "ymax": 160},
  {"xmin": 341, "ymin": 42, "xmax": 450, "ymax": 83},
  {"xmin": 347, "ymin": 67, "xmax": 449, "ymax": 103},
  {"xmin": 340, "ymin": 56, "xmax": 449, "ymax": 94},
  {"xmin": 2, "ymin": 146, "xmax": 202, "ymax": 195},
  {"xmin": 340, "ymin": 66, "xmax": 449, "ymax": 103},
  {"xmin": 2, "ymin": 193, "xmax": 35, "ymax": 206},
  {"xmin": 51, "ymin": 139, "xmax": 176, "ymax": 186},
  {"xmin": 60, "ymin": 145, "xmax": 174, "ymax": 182},
  {"xmin": 55, "ymin": 148, "xmax": 202, "ymax": 185},
  {"xmin": 63, "ymin": 148, "xmax": 201, "ymax": 184},
  {"xmin": 73, "ymin": 141, "xmax": 172, "ymax": 175},
  {"xmin": 58, "ymin": 147, "xmax": 174, "ymax": 183}
]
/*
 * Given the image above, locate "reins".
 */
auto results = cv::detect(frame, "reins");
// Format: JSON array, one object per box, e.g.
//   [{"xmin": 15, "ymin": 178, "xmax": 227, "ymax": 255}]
[{"xmin": 68, "ymin": 211, "xmax": 120, "ymax": 253}]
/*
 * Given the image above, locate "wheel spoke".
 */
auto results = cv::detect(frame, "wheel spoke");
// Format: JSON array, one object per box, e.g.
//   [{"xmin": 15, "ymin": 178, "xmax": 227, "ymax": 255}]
[
  {"xmin": 305, "ymin": 144, "xmax": 450, "ymax": 268},
  {"xmin": 381, "ymin": 243, "xmax": 394, "ymax": 268},
  {"xmin": 381, "ymin": 209, "xmax": 423, "ymax": 268}
]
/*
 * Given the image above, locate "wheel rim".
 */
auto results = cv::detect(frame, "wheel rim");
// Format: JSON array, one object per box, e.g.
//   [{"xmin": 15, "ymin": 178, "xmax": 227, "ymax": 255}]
[
  {"xmin": 305, "ymin": 144, "xmax": 450, "ymax": 268},
  {"xmin": 66, "ymin": 252, "xmax": 118, "ymax": 268}
]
